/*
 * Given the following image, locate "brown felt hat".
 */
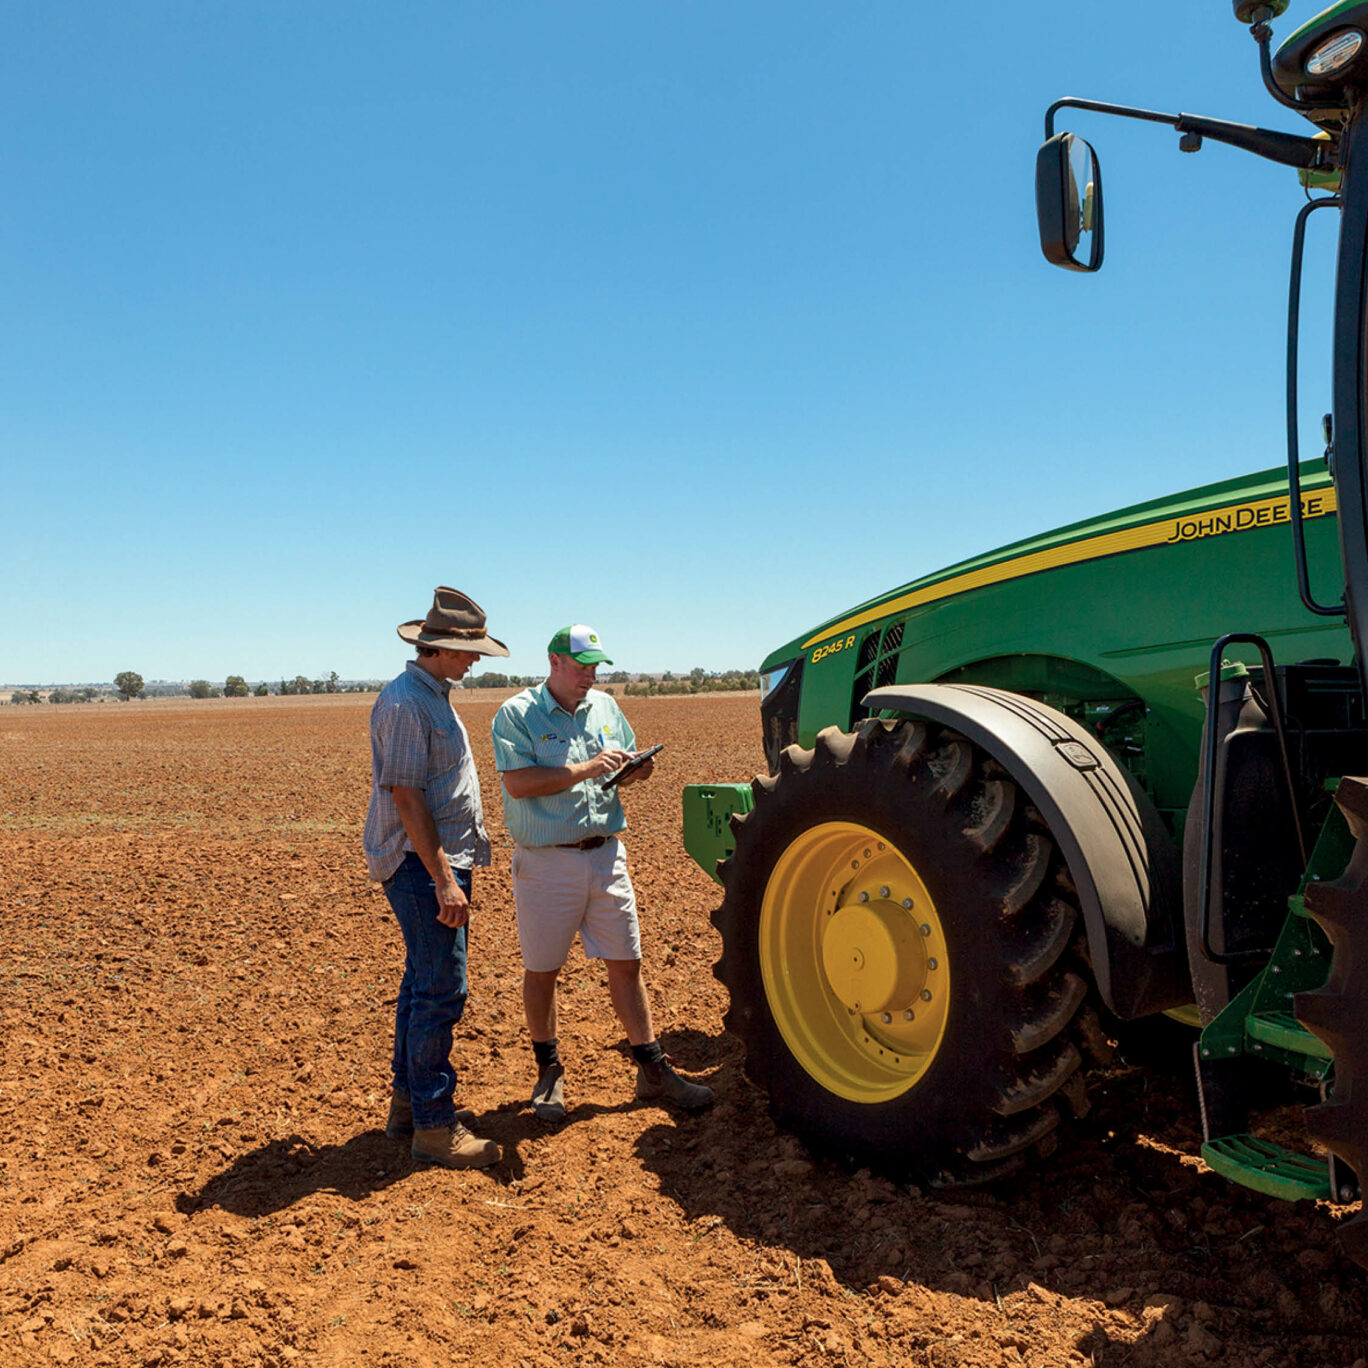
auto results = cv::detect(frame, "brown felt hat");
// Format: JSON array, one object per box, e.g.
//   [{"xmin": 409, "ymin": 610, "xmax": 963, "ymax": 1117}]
[{"xmin": 397, "ymin": 586, "xmax": 510, "ymax": 657}]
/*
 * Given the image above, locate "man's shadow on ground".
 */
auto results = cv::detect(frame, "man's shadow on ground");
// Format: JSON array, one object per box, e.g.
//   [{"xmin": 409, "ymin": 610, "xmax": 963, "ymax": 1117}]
[
  {"xmin": 181, "ymin": 1025, "xmax": 723, "ymax": 1218},
  {"xmin": 178, "ymin": 1098, "xmax": 640, "ymax": 1219}
]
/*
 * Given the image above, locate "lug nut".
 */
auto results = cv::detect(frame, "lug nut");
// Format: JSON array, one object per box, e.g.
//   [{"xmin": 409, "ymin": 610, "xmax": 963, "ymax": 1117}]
[
  {"xmin": 879, "ymin": 886, "xmax": 890, "ymax": 898},
  {"xmin": 858, "ymin": 891, "xmax": 869, "ymax": 903},
  {"xmin": 927, "ymin": 958, "xmax": 938, "ymax": 971},
  {"xmin": 921, "ymin": 989, "xmax": 932, "ymax": 1002},
  {"xmin": 903, "ymin": 1010, "xmax": 915, "ymax": 1022},
  {"xmin": 902, "ymin": 898, "xmax": 913, "ymax": 910},
  {"xmin": 920, "ymin": 924, "xmax": 931, "ymax": 937},
  {"xmin": 880, "ymin": 1012, "xmax": 892, "ymax": 1024}
]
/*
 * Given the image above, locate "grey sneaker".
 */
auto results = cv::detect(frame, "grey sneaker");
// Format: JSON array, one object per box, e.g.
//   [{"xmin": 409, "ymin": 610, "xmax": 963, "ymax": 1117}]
[
  {"xmin": 531, "ymin": 1063, "xmax": 567, "ymax": 1123},
  {"xmin": 411, "ymin": 1122, "xmax": 501, "ymax": 1169},
  {"xmin": 634, "ymin": 1059, "xmax": 714, "ymax": 1111},
  {"xmin": 386, "ymin": 1091, "xmax": 474, "ymax": 1138}
]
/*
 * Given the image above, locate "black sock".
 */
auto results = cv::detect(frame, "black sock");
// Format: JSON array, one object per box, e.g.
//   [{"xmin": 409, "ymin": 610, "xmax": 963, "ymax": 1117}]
[
  {"xmin": 533, "ymin": 1037, "xmax": 561, "ymax": 1070},
  {"xmin": 631, "ymin": 1040, "xmax": 665, "ymax": 1067}
]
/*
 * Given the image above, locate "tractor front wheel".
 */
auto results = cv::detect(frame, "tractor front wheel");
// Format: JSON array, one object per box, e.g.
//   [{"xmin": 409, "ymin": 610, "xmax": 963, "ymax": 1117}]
[{"xmin": 713, "ymin": 717, "xmax": 1094, "ymax": 1185}]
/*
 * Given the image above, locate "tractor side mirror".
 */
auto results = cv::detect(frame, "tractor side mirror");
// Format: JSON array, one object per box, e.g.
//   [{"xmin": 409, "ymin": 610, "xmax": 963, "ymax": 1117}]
[{"xmin": 1036, "ymin": 132, "xmax": 1104, "ymax": 272}]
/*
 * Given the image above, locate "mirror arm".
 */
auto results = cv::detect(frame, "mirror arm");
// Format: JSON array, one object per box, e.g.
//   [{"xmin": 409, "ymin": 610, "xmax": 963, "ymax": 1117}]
[
  {"xmin": 1173, "ymin": 114, "xmax": 1332, "ymax": 169},
  {"xmin": 1250, "ymin": 19, "xmax": 1343, "ymax": 114},
  {"xmin": 1045, "ymin": 97, "xmax": 1334, "ymax": 172},
  {"xmin": 1045, "ymin": 97, "xmax": 1176, "ymax": 139}
]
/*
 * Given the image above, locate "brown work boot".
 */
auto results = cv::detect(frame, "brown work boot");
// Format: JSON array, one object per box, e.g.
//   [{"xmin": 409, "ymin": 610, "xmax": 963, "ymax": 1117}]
[
  {"xmin": 411, "ymin": 1122, "xmax": 501, "ymax": 1169},
  {"xmin": 386, "ymin": 1091, "xmax": 475, "ymax": 1138},
  {"xmin": 635, "ymin": 1058, "xmax": 714, "ymax": 1111}
]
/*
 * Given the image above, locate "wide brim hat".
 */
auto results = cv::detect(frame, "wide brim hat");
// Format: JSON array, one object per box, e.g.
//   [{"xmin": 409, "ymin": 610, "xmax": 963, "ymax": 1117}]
[
  {"xmin": 548, "ymin": 623, "xmax": 613, "ymax": 665},
  {"xmin": 397, "ymin": 586, "xmax": 510, "ymax": 657}
]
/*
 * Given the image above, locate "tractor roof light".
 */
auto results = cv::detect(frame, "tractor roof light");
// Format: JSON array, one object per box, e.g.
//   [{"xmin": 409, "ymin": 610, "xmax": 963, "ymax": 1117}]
[{"xmin": 1306, "ymin": 29, "xmax": 1364, "ymax": 77}]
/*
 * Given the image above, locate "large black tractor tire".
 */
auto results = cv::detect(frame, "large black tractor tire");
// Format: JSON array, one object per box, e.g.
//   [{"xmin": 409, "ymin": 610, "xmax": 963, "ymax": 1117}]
[
  {"xmin": 713, "ymin": 717, "xmax": 1096, "ymax": 1186},
  {"xmin": 1299, "ymin": 775, "xmax": 1368, "ymax": 1265}
]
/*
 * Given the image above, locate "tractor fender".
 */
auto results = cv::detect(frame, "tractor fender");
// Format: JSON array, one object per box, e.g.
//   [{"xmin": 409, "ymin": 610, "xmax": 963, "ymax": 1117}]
[{"xmin": 863, "ymin": 683, "xmax": 1188, "ymax": 1019}]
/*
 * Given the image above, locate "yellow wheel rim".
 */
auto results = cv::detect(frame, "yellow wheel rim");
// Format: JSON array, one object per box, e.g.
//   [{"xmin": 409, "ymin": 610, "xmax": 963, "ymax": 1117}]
[{"xmin": 759, "ymin": 821, "xmax": 950, "ymax": 1103}]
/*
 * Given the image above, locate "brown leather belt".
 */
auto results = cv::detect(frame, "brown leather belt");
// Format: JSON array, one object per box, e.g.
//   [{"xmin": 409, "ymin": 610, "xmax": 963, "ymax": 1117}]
[{"xmin": 556, "ymin": 836, "xmax": 609, "ymax": 851}]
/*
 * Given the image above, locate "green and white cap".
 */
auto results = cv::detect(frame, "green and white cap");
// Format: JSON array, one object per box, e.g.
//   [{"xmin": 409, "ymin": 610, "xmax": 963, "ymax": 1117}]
[{"xmin": 548, "ymin": 624, "xmax": 613, "ymax": 665}]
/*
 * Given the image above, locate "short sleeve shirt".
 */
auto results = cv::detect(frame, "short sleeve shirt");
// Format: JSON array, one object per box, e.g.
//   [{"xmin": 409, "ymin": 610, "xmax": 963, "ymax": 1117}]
[
  {"xmin": 491, "ymin": 682, "xmax": 636, "ymax": 847},
  {"xmin": 363, "ymin": 661, "xmax": 491, "ymax": 882}
]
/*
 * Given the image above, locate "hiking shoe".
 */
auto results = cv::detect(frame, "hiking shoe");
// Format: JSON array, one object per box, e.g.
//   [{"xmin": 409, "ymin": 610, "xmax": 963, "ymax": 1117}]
[
  {"xmin": 411, "ymin": 1122, "xmax": 501, "ymax": 1169},
  {"xmin": 635, "ymin": 1059, "xmax": 714, "ymax": 1111},
  {"xmin": 531, "ymin": 1062, "xmax": 567, "ymax": 1123},
  {"xmin": 386, "ymin": 1092, "xmax": 475, "ymax": 1138}
]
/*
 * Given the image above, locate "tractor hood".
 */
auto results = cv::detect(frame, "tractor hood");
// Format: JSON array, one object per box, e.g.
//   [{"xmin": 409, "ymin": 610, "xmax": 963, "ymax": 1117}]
[{"xmin": 759, "ymin": 461, "xmax": 1336, "ymax": 673}]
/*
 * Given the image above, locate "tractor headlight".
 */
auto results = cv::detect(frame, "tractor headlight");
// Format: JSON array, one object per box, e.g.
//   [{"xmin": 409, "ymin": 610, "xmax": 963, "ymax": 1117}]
[
  {"xmin": 1306, "ymin": 29, "xmax": 1364, "ymax": 77},
  {"xmin": 759, "ymin": 662, "xmax": 792, "ymax": 703}
]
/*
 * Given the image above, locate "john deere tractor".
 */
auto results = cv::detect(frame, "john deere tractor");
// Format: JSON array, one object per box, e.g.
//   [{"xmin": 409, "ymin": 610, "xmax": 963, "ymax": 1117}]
[{"xmin": 683, "ymin": 1, "xmax": 1368, "ymax": 1264}]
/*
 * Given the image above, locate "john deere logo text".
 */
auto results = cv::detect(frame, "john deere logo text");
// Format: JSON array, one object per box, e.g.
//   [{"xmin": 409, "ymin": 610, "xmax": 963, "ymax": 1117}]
[{"xmin": 1166, "ymin": 492, "xmax": 1331, "ymax": 544}]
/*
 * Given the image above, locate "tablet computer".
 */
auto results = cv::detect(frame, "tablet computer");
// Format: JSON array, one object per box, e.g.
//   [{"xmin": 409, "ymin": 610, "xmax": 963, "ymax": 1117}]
[{"xmin": 601, "ymin": 743, "xmax": 664, "ymax": 789}]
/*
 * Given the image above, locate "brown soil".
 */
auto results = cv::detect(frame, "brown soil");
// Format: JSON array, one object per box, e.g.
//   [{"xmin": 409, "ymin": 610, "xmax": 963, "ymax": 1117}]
[{"xmin": 2, "ymin": 693, "xmax": 1366, "ymax": 1368}]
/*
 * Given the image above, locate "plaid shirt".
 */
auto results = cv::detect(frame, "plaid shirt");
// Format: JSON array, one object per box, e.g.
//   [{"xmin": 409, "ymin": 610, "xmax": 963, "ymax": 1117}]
[{"xmin": 363, "ymin": 661, "xmax": 491, "ymax": 882}]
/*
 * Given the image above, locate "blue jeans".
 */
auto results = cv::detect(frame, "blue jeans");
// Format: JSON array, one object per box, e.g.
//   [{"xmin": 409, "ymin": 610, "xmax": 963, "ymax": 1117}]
[{"xmin": 382, "ymin": 852, "xmax": 470, "ymax": 1130}]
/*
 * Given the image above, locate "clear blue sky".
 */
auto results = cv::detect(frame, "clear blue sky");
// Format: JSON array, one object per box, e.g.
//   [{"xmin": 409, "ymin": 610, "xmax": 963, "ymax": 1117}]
[{"xmin": 0, "ymin": 3, "xmax": 1339, "ymax": 684}]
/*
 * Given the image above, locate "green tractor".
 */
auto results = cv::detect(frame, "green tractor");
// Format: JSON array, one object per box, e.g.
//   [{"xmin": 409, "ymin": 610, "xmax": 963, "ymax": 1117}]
[{"xmin": 683, "ymin": 0, "xmax": 1368, "ymax": 1263}]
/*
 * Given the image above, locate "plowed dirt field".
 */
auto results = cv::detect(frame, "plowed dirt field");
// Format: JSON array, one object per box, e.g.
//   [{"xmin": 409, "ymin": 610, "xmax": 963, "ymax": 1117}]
[{"xmin": 2, "ymin": 692, "xmax": 1367, "ymax": 1368}]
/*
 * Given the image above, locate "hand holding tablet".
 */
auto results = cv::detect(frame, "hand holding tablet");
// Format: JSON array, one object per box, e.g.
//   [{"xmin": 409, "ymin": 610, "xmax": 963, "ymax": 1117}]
[{"xmin": 600, "ymin": 743, "xmax": 664, "ymax": 789}]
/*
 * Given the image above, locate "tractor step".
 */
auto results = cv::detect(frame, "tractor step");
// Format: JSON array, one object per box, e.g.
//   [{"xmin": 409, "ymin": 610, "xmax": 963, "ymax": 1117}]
[
  {"xmin": 1245, "ymin": 1010, "xmax": 1333, "ymax": 1061},
  {"xmin": 1201, "ymin": 1134, "xmax": 1331, "ymax": 1201}
]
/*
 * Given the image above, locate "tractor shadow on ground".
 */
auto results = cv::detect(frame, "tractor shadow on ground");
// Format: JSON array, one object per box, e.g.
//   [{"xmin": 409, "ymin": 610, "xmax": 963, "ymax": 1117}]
[{"xmin": 631, "ymin": 1042, "xmax": 1365, "ymax": 1349}]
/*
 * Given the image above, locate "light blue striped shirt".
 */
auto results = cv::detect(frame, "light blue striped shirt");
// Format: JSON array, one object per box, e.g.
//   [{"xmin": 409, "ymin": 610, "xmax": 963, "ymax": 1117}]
[
  {"xmin": 491, "ymin": 683, "xmax": 636, "ymax": 847},
  {"xmin": 363, "ymin": 661, "xmax": 491, "ymax": 881}
]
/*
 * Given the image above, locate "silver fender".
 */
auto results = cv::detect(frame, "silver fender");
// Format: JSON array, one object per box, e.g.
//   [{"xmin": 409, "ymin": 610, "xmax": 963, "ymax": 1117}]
[{"xmin": 863, "ymin": 683, "xmax": 1188, "ymax": 1019}]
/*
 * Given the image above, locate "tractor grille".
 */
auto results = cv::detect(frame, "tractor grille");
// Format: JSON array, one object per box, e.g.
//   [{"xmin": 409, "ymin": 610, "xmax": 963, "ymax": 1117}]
[
  {"xmin": 761, "ymin": 656, "xmax": 804, "ymax": 774},
  {"xmin": 875, "ymin": 621, "xmax": 904, "ymax": 687},
  {"xmin": 850, "ymin": 619, "xmax": 907, "ymax": 723}
]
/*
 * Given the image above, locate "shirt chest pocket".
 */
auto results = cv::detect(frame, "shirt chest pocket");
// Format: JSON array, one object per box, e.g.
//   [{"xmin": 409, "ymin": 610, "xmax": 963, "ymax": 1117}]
[
  {"xmin": 533, "ymin": 736, "xmax": 571, "ymax": 767},
  {"xmin": 430, "ymin": 718, "xmax": 467, "ymax": 773}
]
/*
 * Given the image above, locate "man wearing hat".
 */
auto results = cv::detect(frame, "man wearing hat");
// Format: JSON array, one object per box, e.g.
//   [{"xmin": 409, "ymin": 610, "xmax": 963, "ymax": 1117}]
[
  {"xmin": 491, "ymin": 624, "xmax": 714, "ymax": 1123},
  {"xmin": 363, "ymin": 586, "xmax": 508, "ymax": 1169}
]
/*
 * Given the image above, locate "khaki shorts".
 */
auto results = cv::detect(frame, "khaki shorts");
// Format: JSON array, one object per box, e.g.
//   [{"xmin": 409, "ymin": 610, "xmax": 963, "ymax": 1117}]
[{"xmin": 510, "ymin": 839, "xmax": 641, "ymax": 972}]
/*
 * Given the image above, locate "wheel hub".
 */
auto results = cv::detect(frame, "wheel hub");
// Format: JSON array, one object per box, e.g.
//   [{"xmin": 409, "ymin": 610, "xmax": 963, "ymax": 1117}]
[
  {"xmin": 820, "ymin": 900, "xmax": 926, "ymax": 1013},
  {"xmin": 758, "ymin": 820, "xmax": 950, "ymax": 1103}
]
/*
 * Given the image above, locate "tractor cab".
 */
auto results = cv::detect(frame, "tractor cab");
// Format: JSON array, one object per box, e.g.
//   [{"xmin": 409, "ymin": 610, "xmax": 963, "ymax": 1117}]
[{"xmin": 1035, "ymin": 0, "xmax": 1368, "ymax": 1258}]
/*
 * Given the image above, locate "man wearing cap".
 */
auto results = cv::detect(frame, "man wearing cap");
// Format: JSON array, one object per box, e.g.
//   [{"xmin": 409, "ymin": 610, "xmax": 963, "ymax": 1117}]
[
  {"xmin": 491, "ymin": 624, "xmax": 714, "ymax": 1123},
  {"xmin": 363, "ymin": 586, "xmax": 508, "ymax": 1169}
]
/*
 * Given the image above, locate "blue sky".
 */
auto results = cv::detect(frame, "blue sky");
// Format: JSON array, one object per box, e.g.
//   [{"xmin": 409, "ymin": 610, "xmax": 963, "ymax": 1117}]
[{"xmin": 0, "ymin": 3, "xmax": 1340, "ymax": 683}]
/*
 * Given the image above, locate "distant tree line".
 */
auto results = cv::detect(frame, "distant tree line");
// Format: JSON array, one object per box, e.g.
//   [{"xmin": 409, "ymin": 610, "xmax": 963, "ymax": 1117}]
[
  {"xmin": 623, "ymin": 668, "xmax": 760, "ymax": 696},
  {"xmin": 9, "ymin": 685, "xmax": 109, "ymax": 704},
  {"xmin": 6, "ymin": 665, "xmax": 758, "ymax": 704},
  {"xmin": 5, "ymin": 669, "xmax": 388, "ymax": 704},
  {"xmin": 461, "ymin": 673, "xmax": 542, "ymax": 690},
  {"xmin": 460, "ymin": 667, "xmax": 760, "ymax": 695}
]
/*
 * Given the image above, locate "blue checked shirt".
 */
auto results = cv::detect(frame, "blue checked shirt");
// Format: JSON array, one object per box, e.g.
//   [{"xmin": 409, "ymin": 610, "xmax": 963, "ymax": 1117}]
[
  {"xmin": 363, "ymin": 661, "xmax": 491, "ymax": 882},
  {"xmin": 491, "ymin": 682, "xmax": 636, "ymax": 847}
]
